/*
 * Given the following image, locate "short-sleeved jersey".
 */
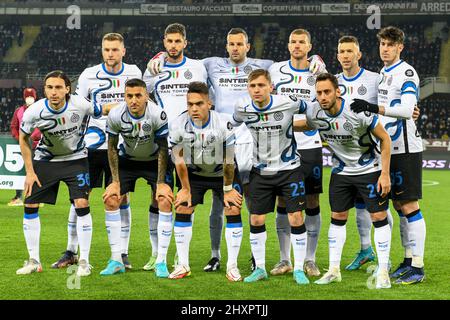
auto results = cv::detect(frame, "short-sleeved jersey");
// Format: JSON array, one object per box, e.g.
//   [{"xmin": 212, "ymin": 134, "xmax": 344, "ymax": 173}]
[
  {"xmin": 305, "ymin": 98, "xmax": 380, "ymax": 175},
  {"xmin": 76, "ymin": 63, "xmax": 142, "ymax": 150},
  {"xmin": 269, "ymin": 60, "xmax": 322, "ymax": 150},
  {"xmin": 169, "ymin": 111, "xmax": 235, "ymax": 178},
  {"xmin": 203, "ymin": 57, "xmax": 273, "ymax": 144},
  {"xmin": 143, "ymin": 56, "xmax": 208, "ymax": 126},
  {"xmin": 106, "ymin": 101, "xmax": 168, "ymax": 161},
  {"xmin": 336, "ymin": 68, "xmax": 379, "ymax": 104},
  {"xmin": 233, "ymin": 95, "xmax": 303, "ymax": 174},
  {"xmin": 378, "ymin": 60, "xmax": 422, "ymax": 154},
  {"xmin": 21, "ymin": 95, "xmax": 101, "ymax": 162}
]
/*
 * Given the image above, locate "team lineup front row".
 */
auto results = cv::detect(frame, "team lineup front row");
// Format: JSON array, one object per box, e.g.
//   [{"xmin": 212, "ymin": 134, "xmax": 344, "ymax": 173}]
[{"xmin": 16, "ymin": 25, "xmax": 426, "ymax": 289}]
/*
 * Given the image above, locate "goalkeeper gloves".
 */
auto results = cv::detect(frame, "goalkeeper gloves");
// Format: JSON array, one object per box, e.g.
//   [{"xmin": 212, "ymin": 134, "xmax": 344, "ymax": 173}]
[{"xmin": 350, "ymin": 98, "xmax": 379, "ymax": 114}]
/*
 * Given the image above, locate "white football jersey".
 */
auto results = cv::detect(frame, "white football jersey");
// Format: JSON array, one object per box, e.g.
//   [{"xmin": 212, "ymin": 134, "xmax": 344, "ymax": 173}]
[
  {"xmin": 21, "ymin": 95, "xmax": 102, "ymax": 162},
  {"xmin": 75, "ymin": 62, "xmax": 142, "ymax": 150},
  {"xmin": 203, "ymin": 57, "xmax": 273, "ymax": 144},
  {"xmin": 169, "ymin": 110, "xmax": 235, "ymax": 178},
  {"xmin": 269, "ymin": 60, "xmax": 322, "ymax": 150},
  {"xmin": 105, "ymin": 101, "xmax": 168, "ymax": 161},
  {"xmin": 305, "ymin": 99, "xmax": 381, "ymax": 175},
  {"xmin": 378, "ymin": 60, "xmax": 422, "ymax": 154},
  {"xmin": 337, "ymin": 68, "xmax": 379, "ymax": 104},
  {"xmin": 233, "ymin": 95, "xmax": 304, "ymax": 174},
  {"xmin": 143, "ymin": 56, "xmax": 208, "ymax": 126}
]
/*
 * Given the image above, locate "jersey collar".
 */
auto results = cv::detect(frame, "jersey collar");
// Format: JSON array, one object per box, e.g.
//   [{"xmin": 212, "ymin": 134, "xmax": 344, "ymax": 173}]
[
  {"xmin": 45, "ymin": 99, "xmax": 68, "ymax": 114},
  {"xmin": 189, "ymin": 111, "xmax": 211, "ymax": 129},
  {"xmin": 164, "ymin": 56, "xmax": 187, "ymax": 68},
  {"xmin": 342, "ymin": 68, "xmax": 364, "ymax": 82},
  {"xmin": 384, "ymin": 59, "xmax": 403, "ymax": 73},
  {"xmin": 325, "ymin": 98, "xmax": 345, "ymax": 118},
  {"xmin": 102, "ymin": 63, "xmax": 124, "ymax": 76},
  {"xmin": 289, "ymin": 60, "xmax": 309, "ymax": 72},
  {"xmin": 252, "ymin": 95, "xmax": 273, "ymax": 112},
  {"xmin": 127, "ymin": 103, "xmax": 147, "ymax": 120}
]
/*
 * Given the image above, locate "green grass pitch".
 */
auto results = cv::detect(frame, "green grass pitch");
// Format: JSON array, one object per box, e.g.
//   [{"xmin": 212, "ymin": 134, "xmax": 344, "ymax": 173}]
[{"xmin": 0, "ymin": 168, "xmax": 448, "ymax": 300}]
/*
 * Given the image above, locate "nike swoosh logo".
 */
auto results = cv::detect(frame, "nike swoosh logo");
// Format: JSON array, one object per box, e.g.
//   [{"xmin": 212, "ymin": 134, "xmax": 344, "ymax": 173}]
[
  {"xmin": 378, "ymin": 200, "xmax": 387, "ymax": 205},
  {"xmin": 395, "ymin": 191, "xmax": 404, "ymax": 195},
  {"xmin": 299, "ymin": 202, "xmax": 305, "ymax": 205}
]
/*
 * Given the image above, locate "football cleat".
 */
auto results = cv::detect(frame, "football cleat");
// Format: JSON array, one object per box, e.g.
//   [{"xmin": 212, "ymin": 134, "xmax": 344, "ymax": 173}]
[
  {"xmin": 293, "ymin": 270, "xmax": 310, "ymax": 285},
  {"xmin": 390, "ymin": 258, "xmax": 412, "ymax": 278},
  {"xmin": 100, "ymin": 259, "xmax": 125, "ymax": 276},
  {"xmin": 155, "ymin": 262, "xmax": 169, "ymax": 278},
  {"xmin": 121, "ymin": 254, "xmax": 132, "ymax": 270},
  {"xmin": 76, "ymin": 259, "xmax": 92, "ymax": 277},
  {"xmin": 51, "ymin": 251, "xmax": 78, "ymax": 269},
  {"xmin": 226, "ymin": 265, "xmax": 242, "ymax": 282},
  {"xmin": 16, "ymin": 258, "xmax": 42, "ymax": 275},
  {"xmin": 203, "ymin": 257, "xmax": 220, "ymax": 272},
  {"xmin": 244, "ymin": 267, "xmax": 268, "ymax": 283},
  {"xmin": 304, "ymin": 260, "xmax": 321, "ymax": 277},
  {"xmin": 169, "ymin": 265, "xmax": 191, "ymax": 279},
  {"xmin": 376, "ymin": 269, "xmax": 391, "ymax": 289},
  {"xmin": 395, "ymin": 267, "xmax": 425, "ymax": 285},
  {"xmin": 8, "ymin": 197, "xmax": 23, "ymax": 206},
  {"xmin": 270, "ymin": 260, "xmax": 293, "ymax": 276},
  {"xmin": 314, "ymin": 267, "xmax": 342, "ymax": 285},
  {"xmin": 345, "ymin": 247, "xmax": 376, "ymax": 271},
  {"xmin": 143, "ymin": 255, "xmax": 157, "ymax": 271}
]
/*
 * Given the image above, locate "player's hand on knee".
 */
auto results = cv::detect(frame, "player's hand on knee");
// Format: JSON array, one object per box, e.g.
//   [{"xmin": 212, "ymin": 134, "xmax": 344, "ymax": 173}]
[
  {"xmin": 156, "ymin": 183, "xmax": 174, "ymax": 204},
  {"xmin": 224, "ymin": 189, "xmax": 243, "ymax": 209},
  {"xmin": 308, "ymin": 54, "xmax": 326, "ymax": 75},
  {"xmin": 377, "ymin": 172, "xmax": 391, "ymax": 198},
  {"xmin": 147, "ymin": 51, "xmax": 167, "ymax": 76},
  {"xmin": 24, "ymin": 172, "xmax": 42, "ymax": 197},
  {"xmin": 174, "ymin": 188, "xmax": 192, "ymax": 209},
  {"xmin": 102, "ymin": 181, "xmax": 121, "ymax": 203}
]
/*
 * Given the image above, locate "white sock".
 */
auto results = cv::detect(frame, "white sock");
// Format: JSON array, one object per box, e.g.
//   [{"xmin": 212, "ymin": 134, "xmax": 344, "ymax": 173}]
[
  {"xmin": 291, "ymin": 225, "xmax": 307, "ymax": 271},
  {"xmin": 105, "ymin": 209, "xmax": 122, "ymax": 262},
  {"xmin": 210, "ymin": 191, "xmax": 224, "ymax": 259},
  {"xmin": 386, "ymin": 208, "xmax": 394, "ymax": 231},
  {"xmin": 149, "ymin": 206, "xmax": 159, "ymax": 257},
  {"xmin": 398, "ymin": 210, "xmax": 413, "ymax": 258},
  {"xmin": 120, "ymin": 203, "xmax": 131, "ymax": 255},
  {"xmin": 407, "ymin": 210, "xmax": 426, "ymax": 268},
  {"xmin": 76, "ymin": 212, "xmax": 93, "ymax": 263},
  {"xmin": 328, "ymin": 220, "xmax": 346, "ymax": 269},
  {"xmin": 356, "ymin": 205, "xmax": 372, "ymax": 250},
  {"xmin": 23, "ymin": 211, "xmax": 40, "ymax": 262},
  {"xmin": 305, "ymin": 207, "xmax": 321, "ymax": 261},
  {"xmin": 67, "ymin": 204, "xmax": 78, "ymax": 254},
  {"xmin": 250, "ymin": 225, "xmax": 267, "ymax": 270},
  {"xmin": 373, "ymin": 219, "xmax": 391, "ymax": 271},
  {"xmin": 174, "ymin": 214, "xmax": 193, "ymax": 267},
  {"xmin": 275, "ymin": 207, "xmax": 291, "ymax": 262},
  {"xmin": 225, "ymin": 216, "xmax": 243, "ymax": 269},
  {"xmin": 156, "ymin": 210, "xmax": 172, "ymax": 263}
]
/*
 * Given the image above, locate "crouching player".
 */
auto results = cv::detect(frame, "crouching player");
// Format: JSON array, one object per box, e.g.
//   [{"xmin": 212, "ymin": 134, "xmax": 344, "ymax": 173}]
[{"xmin": 169, "ymin": 81, "xmax": 244, "ymax": 281}]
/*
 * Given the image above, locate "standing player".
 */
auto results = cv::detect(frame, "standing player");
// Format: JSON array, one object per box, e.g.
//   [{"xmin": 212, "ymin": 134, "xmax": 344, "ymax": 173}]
[
  {"xmin": 143, "ymin": 23, "xmax": 209, "ymax": 271},
  {"xmin": 269, "ymin": 28, "xmax": 323, "ymax": 277},
  {"xmin": 169, "ymin": 82, "xmax": 244, "ymax": 281},
  {"xmin": 101, "ymin": 79, "xmax": 173, "ymax": 276},
  {"xmin": 336, "ymin": 35, "xmax": 394, "ymax": 271},
  {"xmin": 350, "ymin": 26, "xmax": 426, "ymax": 284},
  {"xmin": 17, "ymin": 70, "xmax": 102, "ymax": 276},
  {"xmin": 232, "ymin": 69, "xmax": 310, "ymax": 285},
  {"xmin": 295, "ymin": 73, "xmax": 393, "ymax": 289},
  {"xmin": 52, "ymin": 33, "xmax": 142, "ymax": 270}
]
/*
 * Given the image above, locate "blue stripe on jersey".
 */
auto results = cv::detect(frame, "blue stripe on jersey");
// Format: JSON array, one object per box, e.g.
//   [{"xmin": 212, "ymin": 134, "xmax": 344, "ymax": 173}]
[
  {"xmin": 385, "ymin": 99, "xmax": 403, "ymax": 141},
  {"xmin": 101, "ymin": 63, "xmax": 124, "ymax": 76},
  {"xmin": 342, "ymin": 68, "xmax": 364, "ymax": 82},
  {"xmin": 155, "ymin": 123, "xmax": 169, "ymax": 138},
  {"xmin": 189, "ymin": 112, "xmax": 211, "ymax": 129},
  {"xmin": 331, "ymin": 154, "xmax": 346, "ymax": 174},
  {"xmin": 154, "ymin": 72, "xmax": 172, "ymax": 109},
  {"xmin": 384, "ymin": 60, "xmax": 404, "ymax": 73},
  {"xmin": 326, "ymin": 99, "xmax": 345, "ymax": 118},
  {"xmin": 288, "ymin": 60, "xmax": 309, "ymax": 72},
  {"xmin": 251, "ymin": 96, "xmax": 273, "ymax": 112},
  {"xmin": 303, "ymin": 130, "xmax": 318, "ymax": 136},
  {"xmin": 281, "ymin": 122, "xmax": 297, "ymax": 162},
  {"xmin": 369, "ymin": 115, "xmax": 379, "ymax": 130},
  {"xmin": 401, "ymin": 81, "xmax": 417, "ymax": 93},
  {"xmin": 299, "ymin": 100, "xmax": 307, "ymax": 113},
  {"xmin": 127, "ymin": 108, "xmax": 146, "ymax": 120},
  {"xmin": 225, "ymin": 133, "xmax": 236, "ymax": 147},
  {"xmin": 86, "ymin": 126, "xmax": 106, "ymax": 150},
  {"xmin": 45, "ymin": 99, "xmax": 68, "ymax": 114},
  {"xmin": 93, "ymin": 71, "xmax": 114, "ymax": 116}
]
